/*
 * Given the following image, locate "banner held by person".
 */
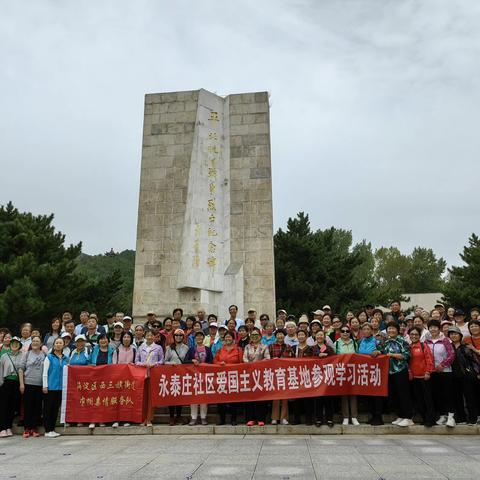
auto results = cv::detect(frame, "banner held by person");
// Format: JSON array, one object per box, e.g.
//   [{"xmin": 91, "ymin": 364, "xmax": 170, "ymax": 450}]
[
  {"xmin": 61, "ymin": 364, "xmax": 147, "ymax": 424},
  {"xmin": 150, "ymin": 354, "xmax": 389, "ymax": 407}
]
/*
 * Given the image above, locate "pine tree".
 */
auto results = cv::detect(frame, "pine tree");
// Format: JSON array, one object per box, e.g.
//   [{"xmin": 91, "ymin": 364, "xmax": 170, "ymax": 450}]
[{"xmin": 442, "ymin": 234, "xmax": 480, "ymax": 311}]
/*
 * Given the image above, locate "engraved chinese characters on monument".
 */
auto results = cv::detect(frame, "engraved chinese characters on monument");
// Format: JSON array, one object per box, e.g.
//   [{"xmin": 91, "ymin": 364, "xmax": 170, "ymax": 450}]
[{"xmin": 134, "ymin": 89, "xmax": 275, "ymax": 319}]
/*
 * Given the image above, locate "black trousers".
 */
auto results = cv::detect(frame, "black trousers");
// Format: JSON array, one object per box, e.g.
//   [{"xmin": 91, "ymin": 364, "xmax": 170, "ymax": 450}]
[
  {"xmin": 365, "ymin": 395, "xmax": 384, "ymax": 421},
  {"xmin": 218, "ymin": 403, "xmax": 238, "ymax": 422},
  {"xmin": 453, "ymin": 376, "xmax": 479, "ymax": 424},
  {"xmin": 388, "ymin": 369, "xmax": 413, "ymax": 419},
  {"xmin": 245, "ymin": 401, "xmax": 267, "ymax": 422},
  {"xmin": 168, "ymin": 405, "xmax": 183, "ymax": 419},
  {"xmin": 293, "ymin": 397, "xmax": 314, "ymax": 423},
  {"xmin": 43, "ymin": 390, "xmax": 62, "ymax": 432},
  {"xmin": 314, "ymin": 396, "xmax": 333, "ymax": 422},
  {"xmin": 429, "ymin": 371, "xmax": 454, "ymax": 415},
  {"xmin": 0, "ymin": 379, "xmax": 20, "ymax": 431},
  {"xmin": 410, "ymin": 378, "xmax": 435, "ymax": 425},
  {"xmin": 23, "ymin": 384, "xmax": 43, "ymax": 430}
]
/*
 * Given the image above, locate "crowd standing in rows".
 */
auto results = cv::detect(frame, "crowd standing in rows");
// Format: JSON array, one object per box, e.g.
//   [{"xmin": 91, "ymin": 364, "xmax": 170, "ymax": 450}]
[{"xmin": 1, "ymin": 301, "xmax": 480, "ymax": 437}]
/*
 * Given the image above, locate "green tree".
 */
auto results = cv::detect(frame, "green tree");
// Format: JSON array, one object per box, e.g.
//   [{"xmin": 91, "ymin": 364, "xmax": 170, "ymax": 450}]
[
  {"xmin": 0, "ymin": 202, "xmax": 84, "ymax": 331},
  {"xmin": 442, "ymin": 234, "xmax": 480, "ymax": 311},
  {"xmin": 274, "ymin": 212, "xmax": 375, "ymax": 315}
]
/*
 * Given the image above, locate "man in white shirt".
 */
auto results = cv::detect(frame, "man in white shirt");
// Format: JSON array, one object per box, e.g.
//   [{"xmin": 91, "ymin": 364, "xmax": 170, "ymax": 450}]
[{"xmin": 224, "ymin": 305, "xmax": 244, "ymax": 329}]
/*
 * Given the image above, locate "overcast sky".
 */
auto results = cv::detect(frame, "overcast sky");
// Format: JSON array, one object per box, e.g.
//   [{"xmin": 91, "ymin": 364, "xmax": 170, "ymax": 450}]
[{"xmin": 1, "ymin": 0, "xmax": 479, "ymax": 268}]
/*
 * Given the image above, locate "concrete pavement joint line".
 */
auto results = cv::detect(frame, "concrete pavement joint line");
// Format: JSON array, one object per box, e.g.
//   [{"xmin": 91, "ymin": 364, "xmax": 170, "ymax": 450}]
[
  {"xmin": 305, "ymin": 436, "xmax": 319, "ymax": 480},
  {"xmin": 249, "ymin": 437, "xmax": 264, "ymax": 479}
]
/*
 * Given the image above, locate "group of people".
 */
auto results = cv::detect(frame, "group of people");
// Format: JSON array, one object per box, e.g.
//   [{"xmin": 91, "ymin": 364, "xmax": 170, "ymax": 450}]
[{"xmin": 1, "ymin": 301, "xmax": 479, "ymax": 438}]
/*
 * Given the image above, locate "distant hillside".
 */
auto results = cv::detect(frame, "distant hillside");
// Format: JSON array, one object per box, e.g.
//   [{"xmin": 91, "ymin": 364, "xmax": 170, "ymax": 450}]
[{"xmin": 76, "ymin": 249, "xmax": 135, "ymax": 314}]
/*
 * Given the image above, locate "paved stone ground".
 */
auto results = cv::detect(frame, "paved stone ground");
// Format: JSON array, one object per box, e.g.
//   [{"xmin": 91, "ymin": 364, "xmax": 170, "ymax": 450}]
[{"xmin": 0, "ymin": 434, "xmax": 478, "ymax": 480}]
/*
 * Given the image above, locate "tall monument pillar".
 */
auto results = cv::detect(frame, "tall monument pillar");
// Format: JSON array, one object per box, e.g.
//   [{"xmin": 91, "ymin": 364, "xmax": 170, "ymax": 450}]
[{"xmin": 133, "ymin": 89, "xmax": 275, "ymax": 321}]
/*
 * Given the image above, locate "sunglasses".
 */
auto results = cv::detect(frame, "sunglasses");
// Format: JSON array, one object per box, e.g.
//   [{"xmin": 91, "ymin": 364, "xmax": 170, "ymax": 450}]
[
  {"xmin": 174, "ymin": 334, "xmax": 184, "ymax": 337},
  {"xmin": 341, "ymin": 329, "xmax": 350, "ymax": 333},
  {"xmin": 152, "ymin": 325, "xmax": 161, "ymax": 328}
]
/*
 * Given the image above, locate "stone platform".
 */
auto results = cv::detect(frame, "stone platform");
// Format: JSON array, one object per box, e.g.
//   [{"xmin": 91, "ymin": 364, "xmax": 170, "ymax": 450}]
[{"xmin": 12, "ymin": 423, "xmax": 480, "ymax": 436}]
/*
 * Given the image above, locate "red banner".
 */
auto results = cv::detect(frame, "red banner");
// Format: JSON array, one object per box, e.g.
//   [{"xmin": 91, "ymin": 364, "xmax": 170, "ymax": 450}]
[
  {"xmin": 150, "ymin": 354, "xmax": 389, "ymax": 406},
  {"xmin": 63, "ymin": 365, "xmax": 147, "ymax": 423}
]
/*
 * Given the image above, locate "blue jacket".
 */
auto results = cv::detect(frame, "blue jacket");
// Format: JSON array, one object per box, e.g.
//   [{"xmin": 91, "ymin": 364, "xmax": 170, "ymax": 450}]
[
  {"xmin": 44, "ymin": 353, "xmax": 68, "ymax": 390},
  {"xmin": 357, "ymin": 336, "xmax": 380, "ymax": 355},
  {"xmin": 89, "ymin": 345, "xmax": 115, "ymax": 365},
  {"xmin": 69, "ymin": 349, "xmax": 90, "ymax": 366}
]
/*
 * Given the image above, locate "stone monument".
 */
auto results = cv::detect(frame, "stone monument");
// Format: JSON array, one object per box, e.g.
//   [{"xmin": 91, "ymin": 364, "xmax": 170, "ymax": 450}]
[{"xmin": 133, "ymin": 89, "xmax": 275, "ymax": 321}]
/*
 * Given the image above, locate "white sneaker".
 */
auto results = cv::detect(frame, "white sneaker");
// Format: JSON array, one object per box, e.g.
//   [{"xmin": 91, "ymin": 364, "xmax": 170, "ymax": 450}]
[
  {"xmin": 281, "ymin": 419, "xmax": 289, "ymax": 425},
  {"xmin": 446, "ymin": 414, "xmax": 456, "ymax": 428},
  {"xmin": 88, "ymin": 423, "xmax": 95, "ymax": 429},
  {"xmin": 397, "ymin": 419, "xmax": 411, "ymax": 427},
  {"xmin": 123, "ymin": 423, "xmax": 131, "ymax": 427},
  {"xmin": 351, "ymin": 418, "xmax": 360, "ymax": 426},
  {"xmin": 6, "ymin": 429, "xmax": 12, "ymax": 436},
  {"xmin": 112, "ymin": 422, "xmax": 119, "ymax": 428},
  {"xmin": 51, "ymin": 431, "xmax": 60, "ymax": 437},
  {"xmin": 342, "ymin": 418, "xmax": 349, "ymax": 426},
  {"xmin": 406, "ymin": 419, "xmax": 415, "ymax": 426},
  {"xmin": 271, "ymin": 419, "xmax": 277, "ymax": 425},
  {"xmin": 44, "ymin": 431, "xmax": 60, "ymax": 438},
  {"xmin": 392, "ymin": 418, "xmax": 403, "ymax": 425},
  {"xmin": 436, "ymin": 415, "xmax": 447, "ymax": 425},
  {"xmin": 0, "ymin": 430, "xmax": 8, "ymax": 438}
]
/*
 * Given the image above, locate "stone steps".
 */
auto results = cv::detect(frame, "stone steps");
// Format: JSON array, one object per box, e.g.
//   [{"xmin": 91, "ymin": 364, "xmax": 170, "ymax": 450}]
[{"xmin": 12, "ymin": 424, "xmax": 480, "ymax": 435}]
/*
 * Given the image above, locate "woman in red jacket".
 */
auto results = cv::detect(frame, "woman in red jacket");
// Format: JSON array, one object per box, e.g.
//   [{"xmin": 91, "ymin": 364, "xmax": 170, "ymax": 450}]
[
  {"xmin": 214, "ymin": 331, "xmax": 243, "ymax": 425},
  {"xmin": 408, "ymin": 327, "xmax": 436, "ymax": 427}
]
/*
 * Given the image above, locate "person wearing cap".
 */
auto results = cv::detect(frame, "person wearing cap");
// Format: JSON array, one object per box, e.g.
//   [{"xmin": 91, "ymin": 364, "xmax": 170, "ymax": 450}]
[
  {"xmin": 122, "ymin": 315, "xmax": 134, "ymax": 334},
  {"xmin": 144, "ymin": 311, "xmax": 157, "ymax": 330},
  {"xmin": 434, "ymin": 303, "xmax": 447, "ymax": 321},
  {"xmin": 297, "ymin": 315, "xmax": 310, "ymax": 333},
  {"xmin": 244, "ymin": 327, "xmax": 270, "ymax": 426},
  {"xmin": 306, "ymin": 320, "xmax": 322, "ymax": 346},
  {"xmin": 204, "ymin": 322, "xmax": 218, "ymax": 348},
  {"xmin": 42, "ymin": 337, "xmax": 68, "ymax": 437},
  {"xmin": 408, "ymin": 327, "xmax": 436, "ymax": 427},
  {"xmin": 322, "ymin": 305, "xmax": 332, "ymax": 313},
  {"xmin": 276, "ymin": 309, "xmax": 287, "ymax": 324},
  {"xmin": 43, "ymin": 317, "xmax": 62, "ymax": 351},
  {"xmin": 0, "ymin": 336, "xmax": 24, "ymax": 437},
  {"xmin": 211, "ymin": 325, "xmax": 228, "ymax": 358},
  {"xmin": 19, "ymin": 335, "xmax": 46, "ymax": 438},
  {"xmin": 312, "ymin": 309, "xmax": 324, "ymax": 321},
  {"xmin": 109, "ymin": 322, "xmax": 124, "ymax": 348},
  {"xmin": 382, "ymin": 322, "xmax": 414, "ymax": 428},
  {"xmin": 454, "ymin": 309, "xmax": 470, "ymax": 338},
  {"xmin": 214, "ymin": 330, "xmax": 243, "ymax": 425},
  {"xmin": 164, "ymin": 329, "xmax": 189, "ymax": 425},
  {"xmin": 268, "ymin": 329, "xmax": 293, "ymax": 425},
  {"xmin": 185, "ymin": 331, "xmax": 213, "ymax": 426},
  {"xmin": 448, "ymin": 325, "xmax": 480, "ymax": 425},
  {"xmin": 425, "ymin": 319, "xmax": 456, "ymax": 427},
  {"xmin": 284, "ymin": 321, "xmax": 299, "ymax": 347},
  {"xmin": 59, "ymin": 332, "xmax": 73, "ymax": 357},
  {"xmin": 69, "ymin": 335, "xmax": 90, "ymax": 366}
]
